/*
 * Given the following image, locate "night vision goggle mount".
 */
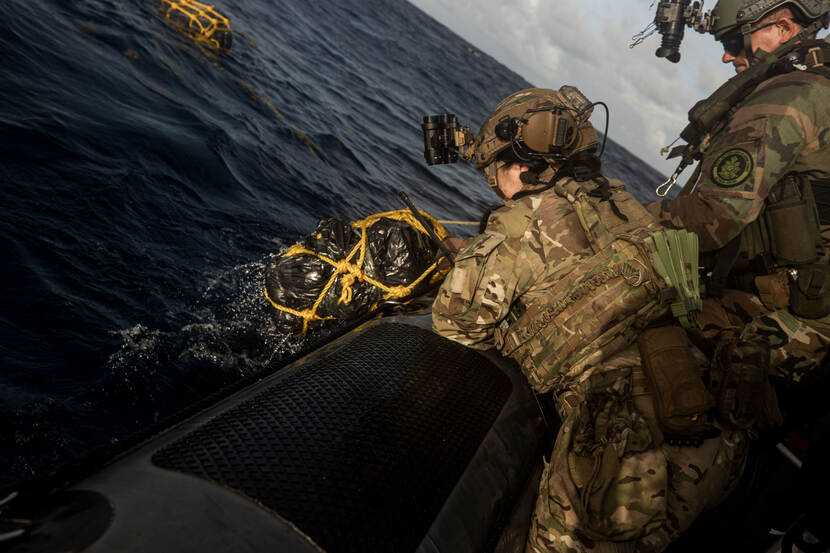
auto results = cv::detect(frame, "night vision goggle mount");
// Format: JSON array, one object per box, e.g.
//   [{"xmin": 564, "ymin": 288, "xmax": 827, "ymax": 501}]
[
  {"xmin": 657, "ymin": 1, "xmax": 716, "ymax": 62},
  {"xmin": 632, "ymin": 0, "xmax": 716, "ymax": 63}
]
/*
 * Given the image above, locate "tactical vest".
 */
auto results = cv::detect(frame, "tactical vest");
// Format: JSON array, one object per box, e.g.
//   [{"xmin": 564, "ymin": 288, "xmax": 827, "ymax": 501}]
[
  {"xmin": 494, "ymin": 179, "xmax": 701, "ymax": 394},
  {"xmin": 725, "ymin": 171, "xmax": 830, "ymax": 318},
  {"xmin": 734, "ymin": 174, "xmax": 824, "ymax": 273}
]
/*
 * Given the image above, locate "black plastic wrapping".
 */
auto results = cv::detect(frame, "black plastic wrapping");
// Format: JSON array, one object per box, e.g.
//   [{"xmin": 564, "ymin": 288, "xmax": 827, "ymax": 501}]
[
  {"xmin": 265, "ymin": 217, "xmax": 440, "ymax": 334},
  {"xmin": 363, "ymin": 218, "xmax": 437, "ymax": 286}
]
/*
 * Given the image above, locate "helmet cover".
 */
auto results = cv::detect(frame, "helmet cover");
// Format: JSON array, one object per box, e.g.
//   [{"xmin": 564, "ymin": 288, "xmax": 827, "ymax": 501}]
[
  {"xmin": 473, "ymin": 87, "xmax": 599, "ymax": 187},
  {"xmin": 710, "ymin": 0, "xmax": 830, "ymax": 39}
]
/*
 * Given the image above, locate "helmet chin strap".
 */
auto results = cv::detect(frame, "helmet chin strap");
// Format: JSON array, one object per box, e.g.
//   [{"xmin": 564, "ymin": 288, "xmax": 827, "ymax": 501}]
[
  {"xmin": 743, "ymin": 16, "xmax": 827, "ymax": 67},
  {"xmin": 742, "ymin": 23, "xmax": 755, "ymax": 66},
  {"xmin": 488, "ymin": 162, "xmax": 546, "ymax": 200},
  {"xmin": 483, "ymin": 161, "xmax": 503, "ymax": 190},
  {"xmin": 740, "ymin": 20, "xmax": 776, "ymax": 67}
]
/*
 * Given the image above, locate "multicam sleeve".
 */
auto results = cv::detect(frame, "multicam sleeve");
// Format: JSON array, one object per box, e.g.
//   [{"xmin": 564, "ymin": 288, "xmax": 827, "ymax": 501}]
[
  {"xmin": 647, "ymin": 76, "xmax": 822, "ymax": 252},
  {"xmin": 431, "ymin": 230, "xmax": 530, "ymax": 349}
]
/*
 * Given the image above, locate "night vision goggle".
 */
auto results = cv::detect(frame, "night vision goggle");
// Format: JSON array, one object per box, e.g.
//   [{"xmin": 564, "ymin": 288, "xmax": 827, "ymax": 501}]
[
  {"xmin": 421, "ymin": 113, "xmax": 474, "ymax": 165},
  {"xmin": 630, "ymin": 1, "xmax": 715, "ymax": 63}
]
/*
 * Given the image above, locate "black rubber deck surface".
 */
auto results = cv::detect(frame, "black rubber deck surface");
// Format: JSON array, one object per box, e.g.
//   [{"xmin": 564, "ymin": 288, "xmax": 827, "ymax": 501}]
[{"xmin": 152, "ymin": 322, "xmax": 512, "ymax": 553}]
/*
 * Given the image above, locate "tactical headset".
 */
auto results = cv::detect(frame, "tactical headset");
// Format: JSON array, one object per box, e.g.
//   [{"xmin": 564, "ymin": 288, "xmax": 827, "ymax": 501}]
[
  {"xmin": 422, "ymin": 87, "xmax": 608, "ymax": 191},
  {"xmin": 493, "ymin": 105, "xmax": 589, "ymax": 160}
]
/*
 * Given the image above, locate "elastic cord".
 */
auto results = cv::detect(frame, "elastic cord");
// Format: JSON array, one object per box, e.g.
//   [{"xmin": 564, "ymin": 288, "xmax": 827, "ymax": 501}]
[{"xmin": 592, "ymin": 102, "xmax": 610, "ymax": 159}]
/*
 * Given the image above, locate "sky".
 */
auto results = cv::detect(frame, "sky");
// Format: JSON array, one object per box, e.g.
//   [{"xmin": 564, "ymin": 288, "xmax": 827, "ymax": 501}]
[{"xmin": 407, "ymin": 0, "xmax": 736, "ymax": 176}]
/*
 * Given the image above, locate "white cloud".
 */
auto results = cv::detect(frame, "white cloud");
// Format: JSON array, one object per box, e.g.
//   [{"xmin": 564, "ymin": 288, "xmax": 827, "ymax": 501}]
[{"xmin": 408, "ymin": 0, "xmax": 733, "ymax": 174}]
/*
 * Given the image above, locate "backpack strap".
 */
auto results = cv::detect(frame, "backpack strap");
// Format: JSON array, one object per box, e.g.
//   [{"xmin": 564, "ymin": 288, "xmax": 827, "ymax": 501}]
[{"xmin": 803, "ymin": 41, "xmax": 830, "ymax": 77}]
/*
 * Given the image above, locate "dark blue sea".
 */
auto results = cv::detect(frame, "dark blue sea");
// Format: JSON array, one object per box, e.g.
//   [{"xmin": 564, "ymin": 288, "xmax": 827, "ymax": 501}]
[{"xmin": 0, "ymin": 0, "xmax": 665, "ymax": 488}]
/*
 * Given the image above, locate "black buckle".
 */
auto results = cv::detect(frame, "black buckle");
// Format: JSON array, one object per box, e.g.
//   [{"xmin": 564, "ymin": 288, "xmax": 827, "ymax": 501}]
[
  {"xmin": 750, "ymin": 252, "xmax": 776, "ymax": 276},
  {"xmin": 663, "ymin": 426, "xmax": 721, "ymax": 448}
]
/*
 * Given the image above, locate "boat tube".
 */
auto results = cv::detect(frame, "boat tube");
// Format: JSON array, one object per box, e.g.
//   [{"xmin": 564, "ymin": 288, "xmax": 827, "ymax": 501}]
[
  {"xmin": 4, "ymin": 300, "xmax": 827, "ymax": 553},
  {"xmin": 0, "ymin": 305, "xmax": 549, "ymax": 553}
]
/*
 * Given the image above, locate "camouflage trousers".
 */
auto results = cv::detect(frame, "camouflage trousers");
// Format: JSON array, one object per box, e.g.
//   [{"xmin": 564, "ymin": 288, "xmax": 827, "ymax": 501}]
[
  {"xmin": 694, "ymin": 289, "xmax": 830, "ymax": 383},
  {"xmin": 525, "ymin": 345, "xmax": 749, "ymax": 553}
]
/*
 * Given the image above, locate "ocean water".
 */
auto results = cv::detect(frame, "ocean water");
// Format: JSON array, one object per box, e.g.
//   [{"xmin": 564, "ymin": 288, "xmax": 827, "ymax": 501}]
[{"xmin": 0, "ymin": 0, "xmax": 665, "ymax": 488}]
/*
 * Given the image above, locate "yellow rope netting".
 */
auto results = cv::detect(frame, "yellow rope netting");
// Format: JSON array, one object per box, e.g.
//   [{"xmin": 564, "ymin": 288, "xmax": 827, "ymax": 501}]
[
  {"xmin": 265, "ymin": 209, "xmax": 449, "ymax": 334},
  {"xmin": 159, "ymin": 0, "xmax": 232, "ymax": 50}
]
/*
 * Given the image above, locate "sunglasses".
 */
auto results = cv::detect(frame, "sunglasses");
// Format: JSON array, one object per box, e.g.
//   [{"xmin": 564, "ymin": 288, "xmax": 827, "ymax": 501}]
[
  {"xmin": 720, "ymin": 33, "xmax": 745, "ymax": 57},
  {"xmin": 720, "ymin": 18, "xmax": 789, "ymax": 57}
]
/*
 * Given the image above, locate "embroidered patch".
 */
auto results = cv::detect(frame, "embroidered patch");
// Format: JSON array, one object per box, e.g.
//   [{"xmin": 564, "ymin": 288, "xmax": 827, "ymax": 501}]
[{"xmin": 711, "ymin": 148, "xmax": 753, "ymax": 187}]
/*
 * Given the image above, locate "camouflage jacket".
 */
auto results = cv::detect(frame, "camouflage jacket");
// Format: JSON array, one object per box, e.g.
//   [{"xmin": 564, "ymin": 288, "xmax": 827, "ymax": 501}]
[
  {"xmin": 432, "ymin": 177, "xmax": 657, "ymax": 359},
  {"xmin": 432, "ymin": 182, "xmax": 592, "ymax": 350},
  {"xmin": 647, "ymin": 70, "xmax": 830, "ymax": 253}
]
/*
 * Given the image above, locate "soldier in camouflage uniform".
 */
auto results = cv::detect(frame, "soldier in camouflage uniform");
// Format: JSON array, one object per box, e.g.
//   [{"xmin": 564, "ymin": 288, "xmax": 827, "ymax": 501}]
[
  {"xmin": 431, "ymin": 87, "xmax": 749, "ymax": 553},
  {"xmin": 646, "ymin": 0, "xmax": 830, "ymax": 385}
]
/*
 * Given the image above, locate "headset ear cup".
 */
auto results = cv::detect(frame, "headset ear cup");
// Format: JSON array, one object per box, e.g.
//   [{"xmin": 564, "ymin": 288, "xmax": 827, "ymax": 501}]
[
  {"xmin": 494, "ymin": 117, "xmax": 520, "ymax": 141},
  {"xmin": 522, "ymin": 110, "xmax": 580, "ymax": 156}
]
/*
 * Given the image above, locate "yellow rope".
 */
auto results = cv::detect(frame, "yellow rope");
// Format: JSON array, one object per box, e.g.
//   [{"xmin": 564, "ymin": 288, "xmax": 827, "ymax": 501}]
[
  {"xmin": 265, "ymin": 209, "xmax": 449, "ymax": 334},
  {"xmin": 160, "ymin": 0, "xmax": 232, "ymax": 50}
]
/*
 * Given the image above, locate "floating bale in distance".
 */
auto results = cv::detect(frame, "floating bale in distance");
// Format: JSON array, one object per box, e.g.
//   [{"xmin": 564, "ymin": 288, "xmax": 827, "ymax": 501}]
[{"xmin": 156, "ymin": 0, "xmax": 232, "ymax": 50}]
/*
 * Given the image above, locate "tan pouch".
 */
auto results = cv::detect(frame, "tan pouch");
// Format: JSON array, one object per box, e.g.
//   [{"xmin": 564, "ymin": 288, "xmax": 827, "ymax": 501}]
[
  {"xmin": 755, "ymin": 269, "xmax": 790, "ymax": 311},
  {"xmin": 637, "ymin": 326, "xmax": 712, "ymax": 436}
]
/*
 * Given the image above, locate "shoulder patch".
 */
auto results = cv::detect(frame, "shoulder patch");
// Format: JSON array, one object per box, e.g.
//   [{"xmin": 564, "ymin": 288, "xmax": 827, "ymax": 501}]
[
  {"xmin": 710, "ymin": 148, "xmax": 753, "ymax": 187},
  {"xmin": 455, "ymin": 232, "xmax": 506, "ymax": 261}
]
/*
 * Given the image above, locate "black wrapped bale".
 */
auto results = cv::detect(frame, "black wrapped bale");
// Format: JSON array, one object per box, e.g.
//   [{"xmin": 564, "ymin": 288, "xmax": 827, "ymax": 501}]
[
  {"xmin": 363, "ymin": 217, "xmax": 438, "ymax": 286},
  {"xmin": 265, "ymin": 211, "xmax": 448, "ymax": 335}
]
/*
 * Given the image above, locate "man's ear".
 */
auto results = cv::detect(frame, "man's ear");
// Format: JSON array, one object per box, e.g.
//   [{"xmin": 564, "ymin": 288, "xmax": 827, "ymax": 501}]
[{"xmin": 776, "ymin": 16, "xmax": 799, "ymax": 40}]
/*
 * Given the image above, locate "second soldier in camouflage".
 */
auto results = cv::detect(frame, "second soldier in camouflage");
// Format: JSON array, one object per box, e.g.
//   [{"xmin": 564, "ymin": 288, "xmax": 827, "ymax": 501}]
[{"xmin": 430, "ymin": 87, "xmax": 748, "ymax": 553}]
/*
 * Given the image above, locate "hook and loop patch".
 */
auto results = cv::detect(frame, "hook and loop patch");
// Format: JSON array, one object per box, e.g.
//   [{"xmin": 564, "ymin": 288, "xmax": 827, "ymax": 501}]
[{"xmin": 711, "ymin": 148, "xmax": 753, "ymax": 187}]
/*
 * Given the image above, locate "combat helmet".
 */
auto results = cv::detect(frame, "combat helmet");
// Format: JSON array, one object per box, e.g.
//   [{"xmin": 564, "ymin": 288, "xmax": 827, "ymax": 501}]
[
  {"xmin": 474, "ymin": 86, "xmax": 600, "ymax": 189},
  {"xmin": 710, "ymin": 0, "xmax": 830, "ymax": 39}
]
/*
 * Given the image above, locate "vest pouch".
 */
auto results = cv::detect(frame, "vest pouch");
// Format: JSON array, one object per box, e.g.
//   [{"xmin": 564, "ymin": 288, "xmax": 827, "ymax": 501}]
[
  {"xmin": 637, "ymin": 326, "xmax": 712, "ymax": 436},
  {"xmin": 790, "ymin": 264, "xmax": 830, "ymax": 319},
  {"xmin": 542, "ymin": 366, "xmax": 667, "ymax": 543},
  {"xmin": 498, "ymin": 238, "xmax": 662, "ymax": 394},
  {"xmin": 764, "ymin": 196, "xmax": 818, "ymax": 265},
  {"xmin": 711, "ymin": 338, "xmax": 778, "ymax": 429},
  {"xmin": 811, "ymin": 177, "xmax": 830, "ymax": 225}
]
